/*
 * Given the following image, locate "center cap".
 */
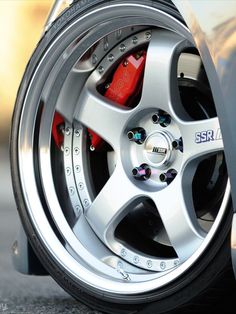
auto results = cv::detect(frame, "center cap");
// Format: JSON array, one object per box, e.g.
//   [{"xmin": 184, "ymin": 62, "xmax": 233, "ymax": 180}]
[{"xmin": 145, "ymin": 131, "xmax": 172, "ymax": 166}]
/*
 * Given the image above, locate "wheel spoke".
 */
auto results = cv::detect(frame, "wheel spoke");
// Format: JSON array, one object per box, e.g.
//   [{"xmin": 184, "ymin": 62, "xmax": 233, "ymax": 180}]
[
  {"xmin": 81, "ymin": 162, "xmax": 143, "ymax": 247},
  {"xmin": 139, "ymin": 29, "xmax": 190, "ymax": 116},
  {"xmin": 181, "ymin": 117, "xmax": 223, "ymax": 163},
  {"xmin": 151, "ymin": 175, "xmax": 205, "ymax": 261},
  {"xmin": 56, "ymin": 70, "xmax": 92, "ymax": 123},
  {"xmin": 74, "ymin": 81, "xmax": 131, "ymax": 150}
]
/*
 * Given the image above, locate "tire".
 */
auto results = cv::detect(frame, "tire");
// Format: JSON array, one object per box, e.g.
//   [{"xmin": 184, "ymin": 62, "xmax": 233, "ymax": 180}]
[{"xmin": 11, "ymin": 1, "xmax": 233, "ymax": 313}]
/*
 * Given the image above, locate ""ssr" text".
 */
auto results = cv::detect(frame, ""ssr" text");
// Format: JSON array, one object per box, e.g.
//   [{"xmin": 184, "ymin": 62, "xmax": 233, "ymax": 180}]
[{"xmin": 195, "ymin": 130, "xmax": 214, "ymax": 143}]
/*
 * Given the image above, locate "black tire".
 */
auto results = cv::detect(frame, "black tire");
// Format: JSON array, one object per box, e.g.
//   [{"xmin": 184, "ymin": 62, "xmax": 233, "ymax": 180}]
[{"xmin": 11, "ymin": 1, "xmax": 234, "ymax": 313}]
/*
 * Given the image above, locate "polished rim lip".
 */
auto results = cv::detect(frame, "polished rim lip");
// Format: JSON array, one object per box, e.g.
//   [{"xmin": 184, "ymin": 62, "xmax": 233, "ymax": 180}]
[{"xmin": 17, "ymin": 3, "xmax": 230, "ymax": 296}]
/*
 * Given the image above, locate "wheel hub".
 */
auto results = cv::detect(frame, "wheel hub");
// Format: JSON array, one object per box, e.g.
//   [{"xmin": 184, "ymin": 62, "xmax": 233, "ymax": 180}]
[
  {"xmin": 126, "ymin": 110, "xmax": 182, "ymax": 188},
  {"xmin": 145, "ymin": 131, "xmax": 173, "ymax": 167}
]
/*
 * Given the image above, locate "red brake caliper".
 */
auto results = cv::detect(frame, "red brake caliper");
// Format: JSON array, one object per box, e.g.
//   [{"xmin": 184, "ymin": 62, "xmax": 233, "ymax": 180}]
[
  {"xmin": 52, "ymin": 112, "xmax": 65, "ymax": 149},
  {"xmin": 52, "ymin": 51, "xmax": 146, "ymax": 150},
  {"xmin": 89, "ymin": 52, "xmax": 146, "ymax": 151}
]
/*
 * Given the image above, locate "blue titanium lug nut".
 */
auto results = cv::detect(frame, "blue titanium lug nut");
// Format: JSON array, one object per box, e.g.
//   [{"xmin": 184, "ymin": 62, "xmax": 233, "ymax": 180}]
[
  {"xmin": 127, "ymin": 128, "xmax": 146, "ymax": 144},
  {"xmin": 152, "ymin": 111, "xmax": 171, "ymax": 127}
]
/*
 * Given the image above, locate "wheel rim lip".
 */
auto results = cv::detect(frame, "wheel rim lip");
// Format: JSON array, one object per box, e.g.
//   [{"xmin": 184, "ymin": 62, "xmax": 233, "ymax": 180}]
[{"xmin": 17, "ymin": 3, "xmax": 230, "ymax": 296}]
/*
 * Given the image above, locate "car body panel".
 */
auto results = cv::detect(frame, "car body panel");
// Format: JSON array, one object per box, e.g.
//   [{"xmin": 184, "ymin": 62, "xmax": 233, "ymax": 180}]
[
  {"xmin": 12, "ymin": 224, "xmax": 48, "ymax": 275},
  {"xmin": 173, "ymin": 0, "xmax": 236, "ymax": 278}
]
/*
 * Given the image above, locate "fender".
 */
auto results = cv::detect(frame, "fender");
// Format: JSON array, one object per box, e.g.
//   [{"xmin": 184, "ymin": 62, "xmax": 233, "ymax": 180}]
[{"xmin": 173, "ymin": 0, "xmax": 236, "ymax": 277}]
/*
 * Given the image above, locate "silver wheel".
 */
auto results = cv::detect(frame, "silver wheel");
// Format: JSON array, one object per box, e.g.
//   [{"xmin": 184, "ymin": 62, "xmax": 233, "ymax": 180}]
[{"xmin": 12, "ymin": 1, "xmax": 231, "ymax": 312}]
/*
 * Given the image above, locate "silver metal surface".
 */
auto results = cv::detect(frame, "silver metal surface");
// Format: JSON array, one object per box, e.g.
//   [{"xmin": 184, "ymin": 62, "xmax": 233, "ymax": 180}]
[
  {"xmin": 63, "ymin": 122, "xmax": 82, "ymax": 218},
  {"xmin": 139, "ymin": 30, "xmax": 190, "ymax": 120},
  {"xmin": 17, "ymin": 2, "xmax": 231, "ymax": 296}
]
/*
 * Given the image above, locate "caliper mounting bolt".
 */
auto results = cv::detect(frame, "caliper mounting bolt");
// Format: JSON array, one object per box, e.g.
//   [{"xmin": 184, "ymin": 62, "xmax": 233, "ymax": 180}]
[
  {"xmin": 160, "ymin": 169, "xmax": 177, "ymax": 184},
  {"xmin": 152, "ymin": 111, "xmax": 171, "ymax": 127},
  {"xmin": 127, "ymin": 127, "xmax": 146, "ymax": 144},
  {"xmin": 132, "ymin": 163, "xmax": 151, "ymax": 181}
]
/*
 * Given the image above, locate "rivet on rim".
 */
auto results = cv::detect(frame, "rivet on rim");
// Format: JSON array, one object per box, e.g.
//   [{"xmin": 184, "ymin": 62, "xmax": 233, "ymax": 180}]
[
  {"xmin": 98, "ymin": 66, "xmax": 104, "ymax": 74},
  {"xmin": 147, "ymin": 260, "xmax": 153, "ymax": 268},
  {"xmin": 174, "ymin": 260, "xmax": 179, "ymax": 266},
  {"xmin": 121, "ymin": 248, "xmax": 127, "ymax": 257},
  {"xmin": 119, "ymin": 44, "xmax": 126, "ymax": 52},
  {"xmin": 133, "ymin": 256, "xmax": 139, "ymax": 264},
  {"xmin": 83, "ymin": 199, "xmax": 90, "ymax": 207},
  {"xmin": 74, "ymin": 147, "xmax": 80, "ymax": 155},
  {"xmin": 75, "ymin": 165, "xmax": 81, "ymax": 172},
  {"xmin": 79, "ymin": 182, "xmax": 84, "ymax": 190},
  {"xmin": 160, "ymin": 261, "xmax": 166, "ymax": 270},
  {"xmin": 69, "ymin": 187, "xmax": 75, "ymax": 195},
  {"xmin": 132, "ymin": 36, "xmax": 138, "ymax": 44},
  {"xmin": 74, "ymin": 129, "xmax": 80, "ymax": 137},
  {"xmin": 108, "ymin": 54, "xmax": 114, "ymax": 62},
  {"xmin": 64, "ymin": 147, "xmax": 70, "ymax": 155},
  {"xmin": 66, "ymin": 167, "xmax": 71, "ymax": 176},
  {"xmin": 75, "ymin": 205, "xmax": 81, "ymax": 212},
  {"xmin": 65, "ymin": 127, "xmax": 71, "ymax": 136}
]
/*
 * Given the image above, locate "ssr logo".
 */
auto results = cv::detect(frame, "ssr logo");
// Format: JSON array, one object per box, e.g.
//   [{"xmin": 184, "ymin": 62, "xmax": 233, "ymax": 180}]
[
  {"xmin": 195, "ymin": 128, "xmax": 222, "ymax": 144},
  {"xmin": 195, "ymin": 130, "xmax": 214, "ymax": 143}
]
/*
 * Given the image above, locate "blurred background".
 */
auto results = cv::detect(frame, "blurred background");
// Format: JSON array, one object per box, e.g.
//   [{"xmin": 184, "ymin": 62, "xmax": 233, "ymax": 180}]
[{"xmin": 0, "ymin": 0, "xmax": 54, "ymax": 148}]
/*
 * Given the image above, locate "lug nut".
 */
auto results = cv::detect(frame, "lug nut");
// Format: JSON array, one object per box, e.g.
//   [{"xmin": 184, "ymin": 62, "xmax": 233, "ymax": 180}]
[
  {"xmin": 127, "ymin": 128, "xmax": 146, "ymax": 144},
  {"xmin": 160, "ymin": 169, "xmax": 177, "ymax": 184},
  {"xmin": 132, "ymin": 163, "xmax": 151, "ymax": 181},
  {"xmin": 152, "ymin": 111, "xmax": 171, "ymax": 127},
  {"xmin": 172, "ymin": 138, "xmax": 183, "ymax": 152}
]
